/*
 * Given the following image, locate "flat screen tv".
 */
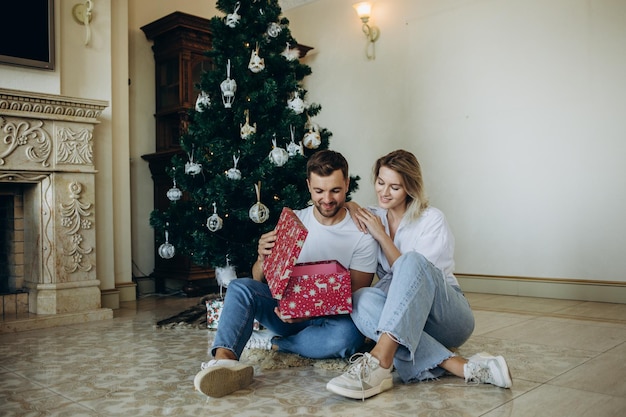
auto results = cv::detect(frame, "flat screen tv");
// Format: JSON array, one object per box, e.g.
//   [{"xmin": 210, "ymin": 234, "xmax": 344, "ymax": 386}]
[{"xmin": 0, "ymin": 0, "xmax": 55, "ymax": 70}]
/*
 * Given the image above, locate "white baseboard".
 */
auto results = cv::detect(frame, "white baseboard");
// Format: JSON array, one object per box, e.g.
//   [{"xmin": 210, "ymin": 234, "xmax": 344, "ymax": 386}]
[{"xmin": 456, "ymin": 274, "xmax": 626, "ymax": 304}]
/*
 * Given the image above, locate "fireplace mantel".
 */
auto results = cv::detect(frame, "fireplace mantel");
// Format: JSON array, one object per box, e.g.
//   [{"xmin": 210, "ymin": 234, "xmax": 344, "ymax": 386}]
[{"xmin": 0, "ymin": 88, "xmax": 112, "ymax": 329}]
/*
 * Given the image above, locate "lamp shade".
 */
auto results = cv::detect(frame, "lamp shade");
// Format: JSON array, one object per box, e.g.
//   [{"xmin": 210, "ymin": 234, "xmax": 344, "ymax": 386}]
[{"xmin": 353, "ymin": 2, "xmax": 372, "ymax": 20}]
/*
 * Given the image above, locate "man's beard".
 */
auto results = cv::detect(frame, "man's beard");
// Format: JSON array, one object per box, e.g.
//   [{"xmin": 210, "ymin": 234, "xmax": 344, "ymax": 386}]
[{"xmin": 314, "ymin": 201, "xmax": 343, "ymax": 218}]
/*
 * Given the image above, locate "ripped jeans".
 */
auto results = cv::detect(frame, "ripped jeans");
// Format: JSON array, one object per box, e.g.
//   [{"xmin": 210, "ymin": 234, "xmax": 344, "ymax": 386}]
[{"xmin": 351, "ymin": 252, "xmax": 475, "ymax": 382}]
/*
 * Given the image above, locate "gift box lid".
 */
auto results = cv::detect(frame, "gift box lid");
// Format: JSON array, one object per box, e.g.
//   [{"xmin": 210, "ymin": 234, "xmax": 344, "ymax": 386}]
[{"xmin": 263, "ymin": 207, "xmax": 308, "ymax": 299}]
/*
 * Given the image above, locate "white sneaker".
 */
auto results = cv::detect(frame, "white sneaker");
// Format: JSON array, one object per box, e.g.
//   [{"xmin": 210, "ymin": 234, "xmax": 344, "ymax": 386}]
[
  {"xmin": 194, "ymin": 359, "xmax": 254, "ymax": 397},
  {"xmin": 326, "ymin": 353, "xmax": 393, "ymax": 400},
  {"xmin": 245, "ymin": 330, "xmax": 275, "ymax": 350},
  {"xmin": 464, "ymin": 352, "xmax": 512, "ymax": 388}
]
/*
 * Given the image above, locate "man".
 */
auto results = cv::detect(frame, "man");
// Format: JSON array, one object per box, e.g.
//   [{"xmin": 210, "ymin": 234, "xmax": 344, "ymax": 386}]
[{"xmin": 193, "ymin": 150, "xmax": 378, "ymax": 398}]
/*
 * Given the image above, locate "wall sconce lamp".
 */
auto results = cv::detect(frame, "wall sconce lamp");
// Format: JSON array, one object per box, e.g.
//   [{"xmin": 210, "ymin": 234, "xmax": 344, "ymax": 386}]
[
  {"xmin": 72, "ymin": 0, "xmax": 94, "ymax": 46},
  {"xmin": 353, "ymin": 2, "xmax": 380, "ymax": 60}
]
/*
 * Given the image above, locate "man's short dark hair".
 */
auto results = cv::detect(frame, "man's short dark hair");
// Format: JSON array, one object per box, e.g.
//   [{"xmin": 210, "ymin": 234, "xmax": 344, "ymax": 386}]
[{"xmin": 306, "ymin": 150, "xmax": 349, "ymax": 180}]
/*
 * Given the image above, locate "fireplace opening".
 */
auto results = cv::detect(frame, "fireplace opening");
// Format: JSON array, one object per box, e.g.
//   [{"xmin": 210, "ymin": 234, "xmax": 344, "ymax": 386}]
[{"xmin": 0, "ymin": 184, "xmax": 25, "ymax": 295}]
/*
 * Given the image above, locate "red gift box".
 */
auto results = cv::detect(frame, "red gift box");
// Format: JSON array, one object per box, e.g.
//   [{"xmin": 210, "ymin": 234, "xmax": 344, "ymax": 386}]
[{"xmin": 263, "ymin": 207, "xmax": 352, "ymax": 319}]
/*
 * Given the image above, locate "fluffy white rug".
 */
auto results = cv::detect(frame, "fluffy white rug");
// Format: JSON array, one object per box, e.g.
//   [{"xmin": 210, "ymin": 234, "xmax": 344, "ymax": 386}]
[{"xmin": 241, "ymin": 348, "xmax": 349, "ymax": 371}]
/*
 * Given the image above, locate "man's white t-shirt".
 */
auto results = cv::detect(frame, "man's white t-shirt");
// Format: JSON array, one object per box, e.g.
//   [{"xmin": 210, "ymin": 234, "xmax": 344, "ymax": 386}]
[{"xmin": 293, "ymin": 206, "xmax": 378, "ymax": 274}]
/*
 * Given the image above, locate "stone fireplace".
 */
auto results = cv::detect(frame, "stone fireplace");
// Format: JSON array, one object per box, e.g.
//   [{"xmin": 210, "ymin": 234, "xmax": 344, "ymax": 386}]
[{"xmin": 0, "ymin": 88, "xmax": 112, "ymax": 330}]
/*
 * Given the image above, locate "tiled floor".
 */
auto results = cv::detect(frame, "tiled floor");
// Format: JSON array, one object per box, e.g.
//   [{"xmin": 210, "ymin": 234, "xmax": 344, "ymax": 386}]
[{"xmin": 1, "ymin": 293, "xmax": 626, "ymax": 416}]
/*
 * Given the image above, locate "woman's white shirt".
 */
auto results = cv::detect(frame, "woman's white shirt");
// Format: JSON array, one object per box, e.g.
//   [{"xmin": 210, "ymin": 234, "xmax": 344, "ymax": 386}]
[{"xmin": 368, "ymin": 206, "xmax": 459, "ymax": 291}]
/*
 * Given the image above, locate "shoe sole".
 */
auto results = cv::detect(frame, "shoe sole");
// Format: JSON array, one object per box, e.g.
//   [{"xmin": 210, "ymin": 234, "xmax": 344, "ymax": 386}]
[
  {"xmin": 194, "ymin": 365, "xmax": 254, "ymax": 398},
  {"xmin": 326, "ymin": 377, "xmax": 393, "ymax": 400}
]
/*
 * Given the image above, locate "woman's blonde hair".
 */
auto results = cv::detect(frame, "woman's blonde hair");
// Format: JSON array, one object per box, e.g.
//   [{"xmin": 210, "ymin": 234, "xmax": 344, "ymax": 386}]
[{"xmin": 373, "ymin": 149, "xmax": 429, "ymax": 221}]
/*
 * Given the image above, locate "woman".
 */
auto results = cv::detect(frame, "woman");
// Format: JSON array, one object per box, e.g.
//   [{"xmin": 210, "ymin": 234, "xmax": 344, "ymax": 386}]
[{"xmin": 326, "ymin": 150, "xmax": 512, "ymax": 400}]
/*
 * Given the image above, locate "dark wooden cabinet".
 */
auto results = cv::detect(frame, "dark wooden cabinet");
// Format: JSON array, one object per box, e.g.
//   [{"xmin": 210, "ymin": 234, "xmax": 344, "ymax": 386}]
[{"xmin": 141, "ymin": 12, "xmax": 217, "ymax": 296}]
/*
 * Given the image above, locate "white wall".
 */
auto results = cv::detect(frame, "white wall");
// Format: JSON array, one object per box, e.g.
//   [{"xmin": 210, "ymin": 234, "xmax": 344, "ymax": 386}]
[
  {"xmin": 286, "ymin": 0, "xmax": 626, "ymax": 283},
  {"xmin": 405, "ymin": 0, "xmax": 626, "ymax": 281}
]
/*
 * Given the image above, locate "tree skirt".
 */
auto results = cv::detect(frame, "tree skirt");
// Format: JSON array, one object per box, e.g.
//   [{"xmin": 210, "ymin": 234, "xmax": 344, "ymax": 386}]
[{"xmin": 155, "ymin": 294, "xmax": 221, "ymax": 329}]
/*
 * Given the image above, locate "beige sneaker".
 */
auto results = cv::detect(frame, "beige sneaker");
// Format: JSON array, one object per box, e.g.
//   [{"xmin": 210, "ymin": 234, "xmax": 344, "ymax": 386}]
[
  {"xmin": 193, "ymin": 359, "xmax": 254, "ymax": 397},
  {"xmin": 326, "ymin": 353, "xmax": 393, "ymax": 400}
]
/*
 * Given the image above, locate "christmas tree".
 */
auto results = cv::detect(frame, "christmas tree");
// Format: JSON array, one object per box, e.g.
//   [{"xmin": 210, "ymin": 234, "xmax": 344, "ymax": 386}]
[{"xmin": 150, "ymin": 0, "xmax": 359, "ymax": 275}]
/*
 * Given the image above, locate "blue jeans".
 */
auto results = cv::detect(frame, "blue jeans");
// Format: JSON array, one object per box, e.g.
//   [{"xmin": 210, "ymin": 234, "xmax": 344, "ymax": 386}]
[
  {"xmin": 351, "ymin": 252, "xmax": 475, "ymax": 383},
  {"xmin": 211, "ymin": 278, "xmax": 365, "ymax": 359}
]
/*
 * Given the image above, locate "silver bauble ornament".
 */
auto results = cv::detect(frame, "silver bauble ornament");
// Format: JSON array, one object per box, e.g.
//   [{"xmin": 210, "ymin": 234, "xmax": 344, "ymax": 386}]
[
  {"xmin": 267, "ymin": 22, "xmax": 282, "ymax": 37},
  {"xmin": 269, "ymin": 137, "xmax": 289, "ymax": 167},
  {"xmin": 158, "ymin": 228, "xmax": 175, "ymax": 259},
  {"xmin": 249, "ymin": 202, "xmax": 270, "ymax": 224},
  {"xmin": 286, "ymin": 126, "xmax": 303, "ymax": 156},
  {"xmin": 226, "ymin": 154, "xmax": 242, "ymax": 180},
  {"xmin": 303, "ymin": 130, "xmax": 321, "ymax": 149},
  {"xmin": 249, "ymin": 182, "xmax": 270, "ymax": 223},
  {"xmin": 287, "ymin": 91, "xmax": 306, "ymax": 114},
  {"xmin": 303, "ymin": 116, "xmax": 321, "ymax": 149},
  {"xmin": 166, "ymin": 178, "xmax": 183, "ymax": 201},
  {"xmin": 185, "ymin": 148, "xmax": 202, "ymax": 176},
  {"xmin": 207, "ymin": 202, "xmax": 224, "ymax": 232}
]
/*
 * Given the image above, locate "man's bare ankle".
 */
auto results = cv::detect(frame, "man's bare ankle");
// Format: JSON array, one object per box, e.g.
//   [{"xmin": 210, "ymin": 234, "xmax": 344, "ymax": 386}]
[{"xmin": 214, "ymin": 348, "xmax": 237, "ymax": 361}]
